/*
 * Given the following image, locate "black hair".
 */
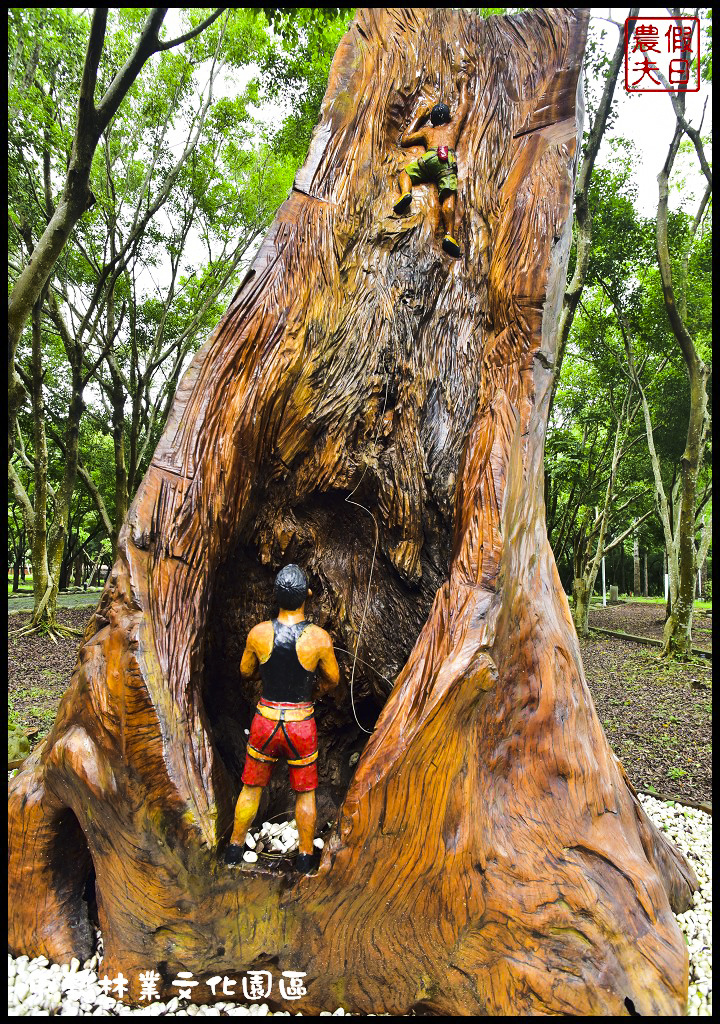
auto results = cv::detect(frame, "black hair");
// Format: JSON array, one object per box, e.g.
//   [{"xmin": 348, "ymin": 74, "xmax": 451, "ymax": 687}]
[
  {"xmin": 274, "ymin": 564, "xmax": 309, "ymax": 611},
  {"xmin": 430, "ymin": 102, "xmax": 451, "ymax": 126}
]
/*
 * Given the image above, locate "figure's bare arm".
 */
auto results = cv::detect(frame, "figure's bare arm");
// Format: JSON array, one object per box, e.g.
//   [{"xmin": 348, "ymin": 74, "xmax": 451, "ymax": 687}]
[
  {"xmin": 400, "ymin": 103, "xmax": 432, "ymax": 148},
  {"xmin": 453, "ymin": 73, "xmax": 473, "ymax": 137},
  {"xmin": 401, "ymin": 126, "xmax": 429, "ymax": 149},
  {"xmin": 240, "ymin": 625, "xmax": 263, "ymax": 679},
  {"xmin": 314, "ymin": 630, "xmax": 341, "ymax": 697}
]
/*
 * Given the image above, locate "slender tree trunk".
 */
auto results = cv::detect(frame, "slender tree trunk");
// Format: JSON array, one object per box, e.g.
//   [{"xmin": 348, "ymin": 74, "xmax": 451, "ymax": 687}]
[
  {"xmin": 643, "ymin": 548, "xmax": 651, "ymax": 598},
  {"xmin": 107, "ymin": 288, "xmax": 129, "ymax": 558},
  {"xmin": 620, "ymin": 543, "xmax": 626, "ymax": 595},
  {"xmin": 572, "ymin": 414, "xmax": 627, "ymax": 636},
  {"xmin": 654, "ymin": 88, "xmax": 711, "ymax": 655},
  {"xmin": 572, "ymin": 576, "xmax": 591, "ymax": 635},
  {"xmin": 28, "ymin": 292, "xmax": 53, "ymax": 627},
  {"xmin": 633, "ymin": 532, "xmax": 640, "ymax": 596},
  {"xmin": 44, "ymin": 373, "xmax": 84, "ymax": 623},
  {"xmin": 548, "ymin": 8, "xmax": 640, "ymax": 418},
  {"xmin": 9, "ymin": 11, "xmax": 695, "ymax": 1016},
  {"xmin": 59, "ymin": 556, "xmax": 71, "ymax": 593},
  {"xmin": 85, "ymin": 551, "xmax": 105, "ymax": 588}
]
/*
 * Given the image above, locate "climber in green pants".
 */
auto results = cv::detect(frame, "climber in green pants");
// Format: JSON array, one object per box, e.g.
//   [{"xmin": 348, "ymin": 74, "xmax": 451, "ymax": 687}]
[{"xmin": 394, "ymin": 68, "xmax": 473, "ymax": 258}]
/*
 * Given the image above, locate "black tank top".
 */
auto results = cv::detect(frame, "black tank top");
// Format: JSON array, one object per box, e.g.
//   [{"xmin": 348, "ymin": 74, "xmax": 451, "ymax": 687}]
[{"xmin": 259, "ymin": 619, "xmax": 316, "ymax": 703}]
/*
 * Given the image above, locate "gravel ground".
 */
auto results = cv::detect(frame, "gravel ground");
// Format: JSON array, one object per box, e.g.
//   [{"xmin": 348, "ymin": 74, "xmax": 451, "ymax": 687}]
[{"xmin": 7, "ymin": 797, "xmax": 711, "ymax": 1016}]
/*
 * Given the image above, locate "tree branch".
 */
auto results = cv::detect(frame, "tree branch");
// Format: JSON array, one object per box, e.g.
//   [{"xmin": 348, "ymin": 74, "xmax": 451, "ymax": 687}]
[{"xmin": 155, "ymin": 8, "xmax": 227, "ymax": 51}]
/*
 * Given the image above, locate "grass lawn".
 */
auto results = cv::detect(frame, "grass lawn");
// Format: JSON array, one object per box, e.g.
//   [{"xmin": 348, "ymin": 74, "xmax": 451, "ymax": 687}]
[
  {"xmin": 585, "ymin": 595, "xmax": 711, "ymax": 611},
  {"xmin": 8, "ymin": 580, "xmax": 34, "ymax": 595}
]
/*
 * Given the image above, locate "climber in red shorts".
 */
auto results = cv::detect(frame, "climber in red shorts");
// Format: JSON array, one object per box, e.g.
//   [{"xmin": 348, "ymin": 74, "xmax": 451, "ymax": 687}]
[{"xmin": 225, "ymin": 564, "xmax": 340, "ymax": 873}]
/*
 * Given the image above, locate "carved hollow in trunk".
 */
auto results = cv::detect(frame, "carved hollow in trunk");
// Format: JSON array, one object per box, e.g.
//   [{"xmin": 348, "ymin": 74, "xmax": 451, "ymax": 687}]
[{"xmin": 9, "ymin": 8, "xmax": 697, "ymax": 1016}]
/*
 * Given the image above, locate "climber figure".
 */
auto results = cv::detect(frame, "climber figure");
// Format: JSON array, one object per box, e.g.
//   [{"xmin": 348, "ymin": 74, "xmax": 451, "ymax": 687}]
[
  {"xmin": 394, "ymin": 67, "xmax": 473, "ymax": 257},
  {"xmin": 225, "ymin": 564, "xmax": 340, "ymax": 874}
]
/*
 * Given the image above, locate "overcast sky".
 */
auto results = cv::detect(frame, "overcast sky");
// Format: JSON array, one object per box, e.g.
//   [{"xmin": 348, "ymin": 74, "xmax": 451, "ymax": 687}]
[{"xmin": 589, "ymin": 8, "xmax": 711, "ymax": 216}]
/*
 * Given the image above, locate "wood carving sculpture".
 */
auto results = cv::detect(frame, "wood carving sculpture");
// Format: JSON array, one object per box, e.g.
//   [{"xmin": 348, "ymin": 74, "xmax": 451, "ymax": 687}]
[{"xmin": 8, "ymin": 9, "xmax": 698, "ymax": 1016}]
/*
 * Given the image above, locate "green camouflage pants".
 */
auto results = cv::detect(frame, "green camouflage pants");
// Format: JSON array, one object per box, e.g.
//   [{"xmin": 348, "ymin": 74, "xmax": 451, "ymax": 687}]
[{"xmin": 403, "ymin": 148, "xmax": 458, "ymax": 198}]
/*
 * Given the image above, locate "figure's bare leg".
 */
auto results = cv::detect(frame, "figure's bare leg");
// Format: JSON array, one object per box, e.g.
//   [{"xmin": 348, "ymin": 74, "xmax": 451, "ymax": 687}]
[
  {"xmin": 295, "ymin": 790, "xmax": 317, "ymax": 855},
  {"xmin": 394, "ymin": 170, "xmax": 413, "ymax": 214},
  {"xmin": 441, "ymin": 193, "xmax": 462, "ymax": 256},
  {"xmin": 441, "ymin": 193, "xmax": 456, "ymax": 238},
  {"xmin": 229, "ymin": 785, "xmax": 263, "ymax": 846},
  {"xmin": 398, "ymin": 169, "xmax": 412, "ymax": 197}
]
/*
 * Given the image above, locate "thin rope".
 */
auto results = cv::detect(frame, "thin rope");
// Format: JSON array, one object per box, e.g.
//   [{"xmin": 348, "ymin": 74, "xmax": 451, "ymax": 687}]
[
  {"xmin": 332, "ymin": 645, "xmax": 394, "ymax": 691},
  {"xmin": 343, "ymin": 330, "xmax": 394, "ymax": 735}
]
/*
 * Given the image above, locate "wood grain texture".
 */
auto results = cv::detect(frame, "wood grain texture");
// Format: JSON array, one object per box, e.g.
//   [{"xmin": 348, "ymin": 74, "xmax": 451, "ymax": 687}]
[{"xmin": 9, "ymin": 8, "xmax": 697, "ymax": 1015}]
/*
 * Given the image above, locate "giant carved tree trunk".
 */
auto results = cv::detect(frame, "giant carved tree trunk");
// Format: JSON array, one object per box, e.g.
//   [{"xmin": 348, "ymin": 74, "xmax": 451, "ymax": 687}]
[{"xmin": 9, "ymin": 9, "xmax": 697, "ymax": 1016}]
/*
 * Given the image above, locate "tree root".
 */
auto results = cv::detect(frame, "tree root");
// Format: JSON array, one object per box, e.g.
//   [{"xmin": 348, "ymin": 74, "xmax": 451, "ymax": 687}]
[{"xmin": 9, "ymin": 621, "xmax": 82, "ymax": 642}]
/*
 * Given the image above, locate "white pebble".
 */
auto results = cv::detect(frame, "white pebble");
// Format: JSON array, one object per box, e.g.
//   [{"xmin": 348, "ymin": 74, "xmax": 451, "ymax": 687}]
[{"xmin": 15, "ymin": 981, "xmax": 30, "ymax": 1002}]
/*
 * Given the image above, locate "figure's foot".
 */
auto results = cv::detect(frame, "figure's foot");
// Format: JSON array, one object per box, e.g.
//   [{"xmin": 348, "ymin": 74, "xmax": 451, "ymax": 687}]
[
  {"xmin": 442, "ymin": 234, "xmax": 462, "ymax": 257},
  {"xmin": 295, "ymin": 851, "xmax": 318, "ymax": 874},
  {"xmin": 224, "ymin": 843, "xmax": 245, "ymax": 865},
  {"xmin": 393, "ymin": 192, "xmax": 412, "ymax": 215}
]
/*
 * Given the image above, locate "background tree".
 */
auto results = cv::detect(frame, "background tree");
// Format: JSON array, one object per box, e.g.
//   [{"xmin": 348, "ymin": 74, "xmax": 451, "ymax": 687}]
[
  {"xmin": 547, "ymin": 290, "xmax": 654, "ymax": 633},
  {"xmin": 8, "ymin": 7, "xmax": 354, "ymax": 625},
  {"xmin": 8, "ymin": 7, "xmax": 226, "ymax": 444},
  {"xmin": 548, "ymin": 7, "xmax": 640, "ymax": 417},
  {"xmin": 9, "ymin": 12, "xmax": 697, "ymax": 1016},
  {"xmin": 8, "ymin": 8, "xmax": 226, "ymax": 629},
  {"xmin": 649, "ymin": 20, "xmax": 712, "ymax": 655}
]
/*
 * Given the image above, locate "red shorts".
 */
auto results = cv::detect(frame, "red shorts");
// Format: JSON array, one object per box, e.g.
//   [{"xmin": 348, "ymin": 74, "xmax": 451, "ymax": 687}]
[{"xmin": 241, "ymin": 700, "xmax": 318, "ymax": 792}]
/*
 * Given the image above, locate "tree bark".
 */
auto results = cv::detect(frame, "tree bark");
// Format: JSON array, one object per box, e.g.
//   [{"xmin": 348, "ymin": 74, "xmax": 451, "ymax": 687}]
[
  {"xmin": 27, "ymin": 293, "xmax": 53, "ymax": 626},
  {"xmin": 643, "ymin": 549, "xmax": 648, "ymax": 597},
  {"xmin": 8, "ymin": 9, "xmax": 696, "ymax": 1016}
]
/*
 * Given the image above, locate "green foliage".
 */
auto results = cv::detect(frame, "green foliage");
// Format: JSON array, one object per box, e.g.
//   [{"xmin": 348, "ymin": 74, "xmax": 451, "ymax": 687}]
[
  {"xmin": 699, "ymin": 7, "xmax": 712, "ymax": 81},
  {"xmin": 8, "ymin": 722, "xmax": 30, "ymax": 762},
  {"xmin": 547, "ymin": 144, "xmax": 712, "ymax": 592},
  {"xmin": 8, "ymin": 7, "xmax": 358, "ymax": 570},
  {"xmin": 258, "ymin": 8, "xmax": 353, "ymax": 162}
]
